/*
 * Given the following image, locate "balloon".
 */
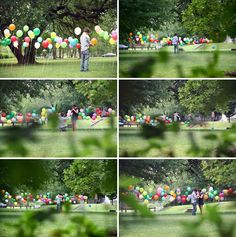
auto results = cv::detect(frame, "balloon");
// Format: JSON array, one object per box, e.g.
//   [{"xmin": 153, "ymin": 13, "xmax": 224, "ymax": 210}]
[
  {"xmin": 61, "ymin": 42, "xmax": 67, "ymax": 48},
  {"xmin": 24, "ymin": 37, "xmax": 30, "ymax": 43},
  {"xmin": 42, "ymin": 40, "xmax": 49, "ymax": 48},
  {"xmin": 5, "ymin": 38, "xmax": 11, "ymax": 45},
  {"xmin": 23, "ymin": 25, "xmax": 29, "ymax": 32},
  {"xmin": 55, "ymin": 43, "xmax": 60, "ymax": 49},
  {"xmin": 76, "ymin": 43, "xmax": 81, "ymax": 49},
  {"xmin": 74, "ymin": 27, "xmax": 81, "ymax": 35},
  {"xmin": 139, "ymin": 188, "xmax": 144, "ymax": 193},
  {"xmin": 23, "ymin": 42, "xmax": 29, "ymax": 47},
  {"xmin": 48, "ymin": 44, "xmax": 53, "ymax": 50},
  {"xmin": 34, "ymin": 42, "xmax": 40, "ymax": 49},
  {"xmin": 104, "ymin": 34, "xmax": 109, "ymax": 40},
  {"xmin": 95, "ymin": 25, "xmax": 101, "ymax": 33},
  {"xmin": 4, "ymin": 29, "xmax": 10, "ymax": 36},
  {"xmin": 13, "ymin": 41, "xmax": 19, "ymax": 48},
  {"xmin": 28, "ymin": 30, "xmax": 34, "ymax": 38},
  {"xmin": 56, "ymin": 37, "xmax": 63, "ymax": 44},
  {"xmin": 112, "ymin": 32, "xmax": 117, "ymax": 41},
  {"xmin": 109, "ymin": 38, "xmax": 116, "ymax": 45},
  {"xmin": 50, "ymin": 32, "xmax": 56, "ymax": 38},
  {"xmin": 144, "ymin": 199, "xmax": 149, "ymax": 204},
  {"xmin": 33, "ymin": 28, "xmax": 41, "ymax": 36},
  {"xmin": 37, "ymin": 37, "xmax": 43, "ymax": 43},
  {"xmin": 7, "ymin": 120, "xmax": 12, "ymax": 125},
  {"xmin": 16, "ymin": 30, "xmax": 23, "ymax": 37},
  {"xmin": 11, "ymin": 36, "xmax": 17, "ymax": 42},
  {"xmin": 9, "ymin": 24, "xmax": 16, "ymax": 31},
  {"xmin": 91, "ymin": 38, "xmax": 97, "ymax": 45}
]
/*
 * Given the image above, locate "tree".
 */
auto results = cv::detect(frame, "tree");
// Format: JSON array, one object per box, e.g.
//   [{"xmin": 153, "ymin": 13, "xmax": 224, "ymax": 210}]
[
  {"xmin": 178, "ymin": 80, "xmax": 236, "ymax": 117},
  {"xmin": 201, "ymin": 160, "xmax": 236, "ymax": 187},
  {"xmin": 119, "ymin": 80, "xmax": 173, "ymax": 115},
  {"xmin": 0, "ymin": 0, "xmax": 116, "ymax": 64},
  {"xmin": 182, "ymin": 0, "xmax": 227, "ymax": 41},
  {"xmin": 63, "ymin": 160, "xmax": 117, "ymax": 198},
  {"xmin": 0, "ymin": 160, "xmax": 52, "ymax": 193},
  {"xmin": 119, "ymin": 0, "xmax": 175, "ymax": 39},
  {"xmin": 73, "ymin": 80, "xmax": 117, "ymax": 109}
]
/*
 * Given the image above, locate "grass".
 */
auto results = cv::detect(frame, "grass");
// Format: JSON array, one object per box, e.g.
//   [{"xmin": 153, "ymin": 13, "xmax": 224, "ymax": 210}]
[
  {"xmin": 0, "ymin": 129, "xmax": 117, "ymax": 157},
  {"xmin": 0, "ymin": 118, "xmax": 117, "ymax": 157},
  {"xmin": 119, "ymin": 43, "xmax": 236, "ymax": 78},
  {"xmin": 0, "ymin": 208, "xmax": 117, "ymax": 237},
  {"xmin": 120, "ymin": 202, "xmax": 236, "ymax": 237},
  {"xmin": 0, "ymin": 57, "xmax": 117, "ymax": 78},
  {"xmin": 119, "ymin": 122, "xmax": 235, "ymax": 157}
]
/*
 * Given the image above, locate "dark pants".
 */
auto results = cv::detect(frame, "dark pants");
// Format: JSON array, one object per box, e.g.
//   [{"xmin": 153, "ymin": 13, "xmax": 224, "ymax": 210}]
[
  {"xmin": 174, "ymin": 44, "xmax": 179, "ymax": 54},
  {"xmin": 81, "ymin": 49, "xmax": 89, "ymax": 71},
  {"xmin": 192, "ymin": 202, "xmax": 197, "ymax": 215}
]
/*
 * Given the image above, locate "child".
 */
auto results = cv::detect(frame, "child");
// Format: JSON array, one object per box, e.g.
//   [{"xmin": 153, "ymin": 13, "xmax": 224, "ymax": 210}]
[{"xmin": 80, "ymin": 27, "xmax": 91, "ymax": 72}]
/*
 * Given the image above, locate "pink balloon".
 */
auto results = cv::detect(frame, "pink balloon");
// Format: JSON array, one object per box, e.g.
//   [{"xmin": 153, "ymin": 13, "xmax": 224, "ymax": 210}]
[{"xmin": 24, "ymin": 37, "xmax": 31, "ymax": 43}]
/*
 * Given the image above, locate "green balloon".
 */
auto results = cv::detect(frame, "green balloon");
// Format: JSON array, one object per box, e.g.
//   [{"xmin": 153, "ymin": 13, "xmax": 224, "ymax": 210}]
[
  {"xmin": 23, "ymin": 25, "xmax": 29, "ymax": 32},
  {"xmin": 1, "ymin": 40, "xmax": 6, "ymax": 46},
  {"xmin": 16, "ymin": 30, "xmax": 23, "ymax": 37},
  {"xmin": 6, "ymin": 39, "xmax": 11, "ymax": 45},
  {"xmin": 61, "ymin": 42, "xmax": 67, "ymax": 48},
  {"xmin": 104, "ymin": 34, "xmax": 109, "ymax": 40},
  {"xmin": 99, "ymin": 30, "xmax": 105, "ymax": 37},
  {"xmin": 33, "ymin": 28, "xmax": 41, "ymax": 36}
]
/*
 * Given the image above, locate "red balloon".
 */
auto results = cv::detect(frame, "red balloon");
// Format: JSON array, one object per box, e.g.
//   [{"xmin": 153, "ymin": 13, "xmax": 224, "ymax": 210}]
[
  {"xmin": 112, "ymin": 33, "xmax": 117, "ymax": 41},
  {"xmin": 42, "ymin": 40, "xmax": 49, "ymax": 48},
  {"xmin": 76, "ymin": 43, "xmax": 81, "ymax": 49},
  {"xmin": 11, "ymin": 36, "xmax": 17, "ymax": 42},
  {"xmin": 228, "ymin": 188, "xmax": 233, "ymax": 194},
  {"xmin": 24, "ymin": 37, "xmax": 31, "ymax": 43},
  {"xmin": 1, "ymin": 112, "xmax": 6, "ymax": 117},
  {"xmin": 26, "ymin": 113, "xmax": 32, "ymax": 117},
  {"xmin": 64, "ymin": 38, "xmax": 69, "ymax": 44}
]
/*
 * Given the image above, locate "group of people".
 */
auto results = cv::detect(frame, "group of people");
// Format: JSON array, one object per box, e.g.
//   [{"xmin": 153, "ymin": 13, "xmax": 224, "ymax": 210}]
[{"xmin": 191, "ymin": 189, "xmax": 204, "ymax": 215}]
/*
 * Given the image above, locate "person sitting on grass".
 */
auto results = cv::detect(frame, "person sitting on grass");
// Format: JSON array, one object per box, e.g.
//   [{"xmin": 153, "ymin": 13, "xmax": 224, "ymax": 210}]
[
  {"xmin": 71, "ymin": 105, "xmax": 79, "ymax": 132},
  {"xmin": 58, "ymin": 112, "xmax": 67, "ymax": 132},
  {"xmin": 80, "ymin": 27, "xmax": 92, "ymax": 72},
  {"xmin": 172, "ymin": 33, "xmax": 179, "ymax": 54}
]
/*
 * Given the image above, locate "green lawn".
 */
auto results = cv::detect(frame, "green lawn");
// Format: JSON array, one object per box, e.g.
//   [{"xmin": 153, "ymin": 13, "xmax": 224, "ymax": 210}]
[
  {"xmin": 120, "ymin": 202, "xmax": 236, "ymax": 237},
  {"xmin": 119, "ymin": 122, "xmax": 235, "ymax": 157},
  {"xmin": 0, "ymin": 207, "xmax": 117, "ymax": 237},
  {"xmin": 119, "ymin": 43, "xmax": 236, "ymax": 78},
  {"xmin": 0, "ymin": 57, "xmax": 117, "ymax": 78},
  {"xmin": 0, "ymin": 129, "xmax": 117, "ymax": 157}
]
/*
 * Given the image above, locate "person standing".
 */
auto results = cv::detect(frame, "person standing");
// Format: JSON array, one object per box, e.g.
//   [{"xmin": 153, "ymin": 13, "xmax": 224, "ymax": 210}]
[
  {"xmin": 191, "ymin": 189, "xmax": 198, "ymax": 215},
  {"xmin": 80, "ymin": 27, "xmax": 91, "ymax": 72},
  {"xmin": 71, "ymin": 105, "xmax": 79, "ymax": 132},
  {"xmin": 198, "ymin": 190, "xmax": 204, "ymax": 215},
  {"xmin": 172, "ymin": 33, "xmax": 179, "ymax": 54}
]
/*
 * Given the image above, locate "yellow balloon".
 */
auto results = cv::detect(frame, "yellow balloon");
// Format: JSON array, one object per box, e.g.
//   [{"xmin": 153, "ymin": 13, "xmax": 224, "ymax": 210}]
[
  {"xmin": 109, "ymin": 38, "xmax": 116, "ymax": 45},
  {"xmin": 55, "ymin": 43, "xmax": 60, "ymax": 49},
  {"xmin": 47, "ymin": 38, "xmax": 52, "ymax": 43},
  {"xmin": 91, "ymin": 38, "xmax": 97, "ymax": 45},
  {"xmin": 51, "ymin": 32, "xmax": 56, "ymax": 38}
]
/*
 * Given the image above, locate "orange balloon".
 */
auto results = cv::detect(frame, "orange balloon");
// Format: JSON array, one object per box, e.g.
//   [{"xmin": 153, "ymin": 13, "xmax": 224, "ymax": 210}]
[
  {"xmin": 91, "ymin": 38, "xmax": 97, "ymax": 45},
  {"xmin": 9, "ymin": 24, "xmax": 16, "ymax": 31}
]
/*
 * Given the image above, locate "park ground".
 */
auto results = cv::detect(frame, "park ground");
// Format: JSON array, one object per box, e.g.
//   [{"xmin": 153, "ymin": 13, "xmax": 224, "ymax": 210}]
[
  {"xmin": 119, "ymin": 121, "xmax": 235, "ymax": 157},
  {"xmin": 0, "ymin": 119, "xmax": 117, "ymax": 157},
  {"xmin": 0, "ymin": 47, "xmax": 117, "ymax": 78},
  {"xmin": 119, "ymin": 43, "xmax": 236, "ymax": 78},
  {"xmin": 120, "ymin": 202, "xmax": 236, "ymax": 237},
  {"xmin": 0, "ymin": 204, "xmax": 117, "ymax": 237}
]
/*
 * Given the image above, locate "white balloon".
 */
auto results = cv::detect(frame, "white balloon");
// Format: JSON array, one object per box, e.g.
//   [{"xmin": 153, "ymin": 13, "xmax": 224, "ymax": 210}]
[
  {"xmin": 34, "ymin": 42, "xmax": 40, "ymax": 49},
  {"xmin": 4, "ymin": 29, "xmax": 10, "ymax": 36},
  {"xmin": 13, "ymin": 41, "xmax": 19, "ymax": 48},
  {"xmin": 74, "ymin": 27, "xmax": 81, "ymax": 35}
]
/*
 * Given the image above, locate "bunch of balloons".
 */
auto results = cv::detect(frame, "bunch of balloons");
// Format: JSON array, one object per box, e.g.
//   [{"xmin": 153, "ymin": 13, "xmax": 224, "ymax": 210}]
[
  {"xmin": 1, "ymin": 189, "xmax": 89, "ymax": 207},
  {"xmin": 127, "ymin": 32, "xmax": 212, "ymax": 47},
  {"xmin": 67, "ymin": 107, "xmax": 115, "ymax": 121},
  {"xmin": 127, "ymin": 184, "xmax": 234, "ymax": 206},
  {"xmin": 122, "ymin": 114, "xmax": 172, "ymax": 125},
  {"xmin": 95, "ymin": 25, "xmax": 117, "ymax": 45}
]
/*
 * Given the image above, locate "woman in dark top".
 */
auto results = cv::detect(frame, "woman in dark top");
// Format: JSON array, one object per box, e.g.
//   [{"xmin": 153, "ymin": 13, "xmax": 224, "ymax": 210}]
[
  {"xmin": 198, "ymin": 189, "xmax": 204, "ymax": 215},
  {"xmin": 71, "ymin": 104, "xmax": 79, "ymax": 131}
]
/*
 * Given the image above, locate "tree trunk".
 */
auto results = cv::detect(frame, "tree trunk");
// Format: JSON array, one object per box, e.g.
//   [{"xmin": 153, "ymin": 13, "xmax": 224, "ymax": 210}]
[{"xmin": 9, "ymin": 40, "xmax": 37, "ymax": 65}]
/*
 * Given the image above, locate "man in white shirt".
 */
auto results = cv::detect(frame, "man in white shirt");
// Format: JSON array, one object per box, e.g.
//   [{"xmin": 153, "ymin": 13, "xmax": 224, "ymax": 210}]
[{"xmin": 80, "ymin": 28, "xmax": 91, "ymax": 72}]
